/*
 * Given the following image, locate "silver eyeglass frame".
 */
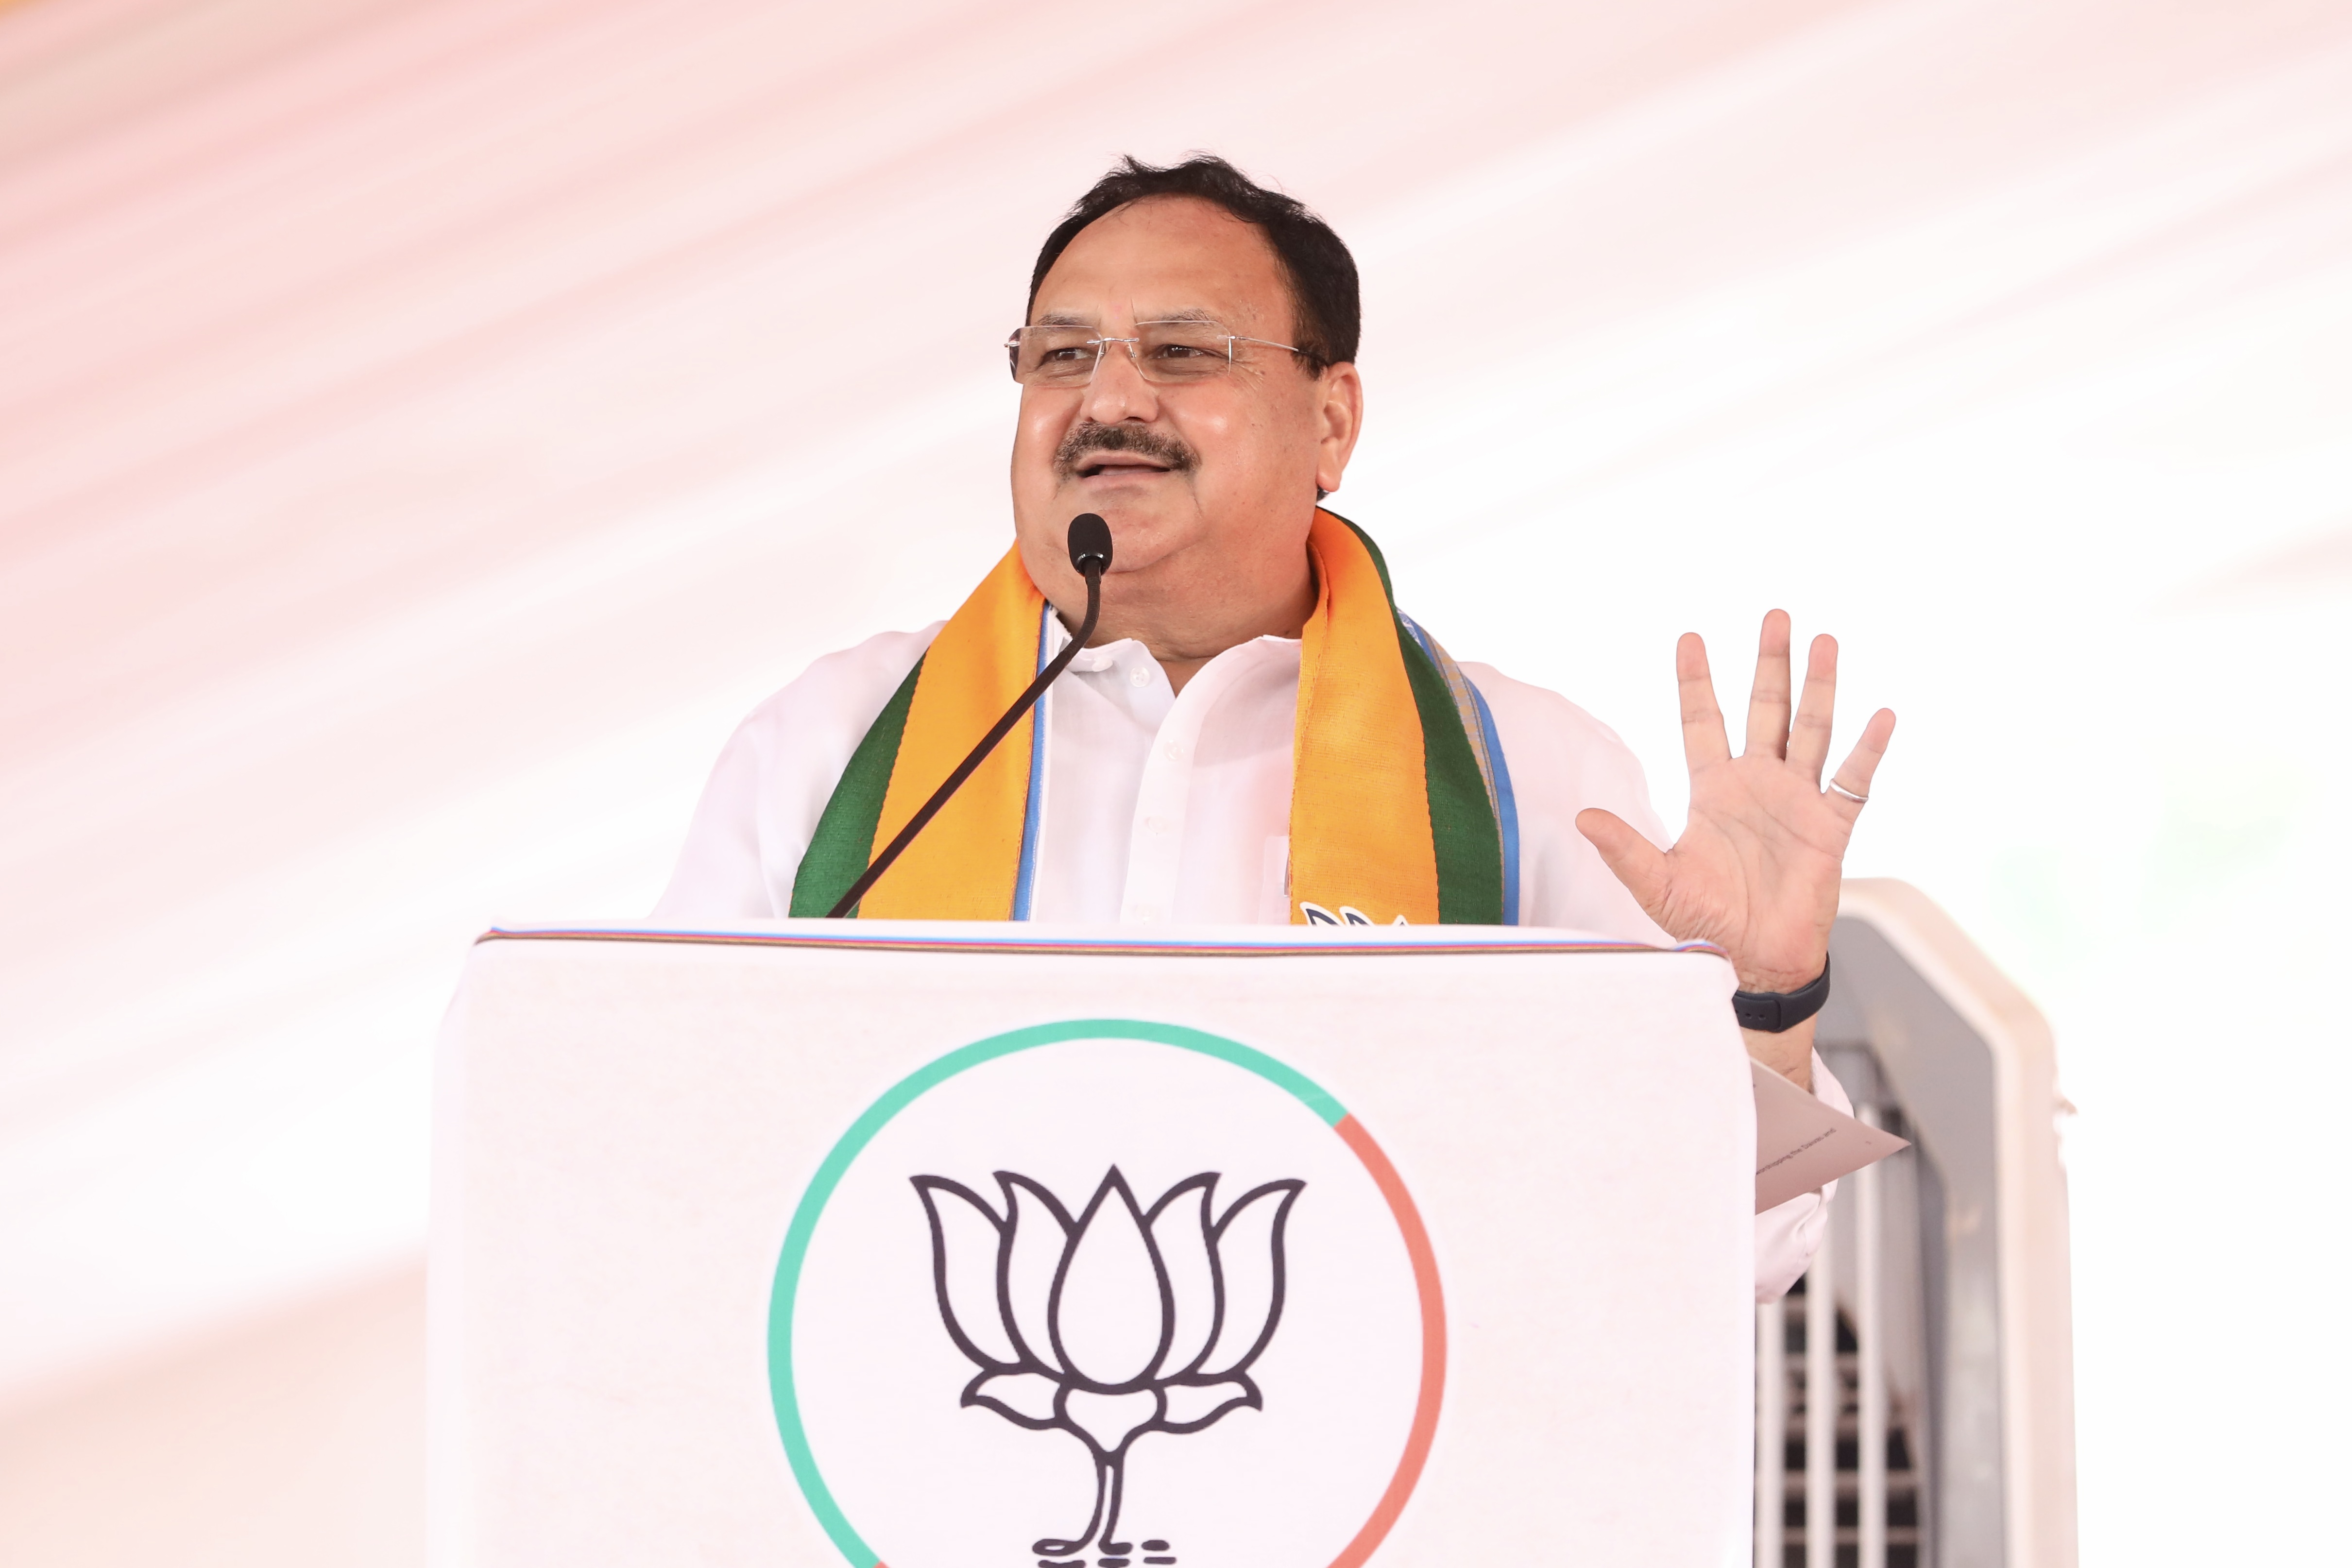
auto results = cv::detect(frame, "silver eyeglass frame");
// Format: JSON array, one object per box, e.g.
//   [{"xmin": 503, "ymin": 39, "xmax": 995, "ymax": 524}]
[{"xmin": 1004, "ymin": 319, "xmax": 1308, "ymax": 385}]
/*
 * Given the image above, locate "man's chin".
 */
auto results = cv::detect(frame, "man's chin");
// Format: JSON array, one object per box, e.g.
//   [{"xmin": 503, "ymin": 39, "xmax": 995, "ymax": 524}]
[
  {"xmin": 1053, "ymin": 483, "xmax": 1183, "ymax": 526},
  {"xmin": 1048, "ymin": 492, "xmax": 1193, "ymax": 570}
]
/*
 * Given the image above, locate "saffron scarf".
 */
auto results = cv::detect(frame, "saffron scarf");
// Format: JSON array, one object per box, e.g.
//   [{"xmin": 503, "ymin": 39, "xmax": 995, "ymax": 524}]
[{"xmin": 789, "ymin": 511, "xmax": 1518, "ymax": 925}]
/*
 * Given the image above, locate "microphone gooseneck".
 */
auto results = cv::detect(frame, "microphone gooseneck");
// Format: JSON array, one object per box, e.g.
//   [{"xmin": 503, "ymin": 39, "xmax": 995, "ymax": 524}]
[{"xmin": 825, "ymin": 514, "xmax": 1113, "ymax": 919}]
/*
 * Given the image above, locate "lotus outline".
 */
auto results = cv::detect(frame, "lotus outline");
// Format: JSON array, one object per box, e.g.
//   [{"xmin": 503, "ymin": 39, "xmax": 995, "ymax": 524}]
[{"xmin": 911, "ymin": 1167, "xmax": 1305, "ymax": 1561}]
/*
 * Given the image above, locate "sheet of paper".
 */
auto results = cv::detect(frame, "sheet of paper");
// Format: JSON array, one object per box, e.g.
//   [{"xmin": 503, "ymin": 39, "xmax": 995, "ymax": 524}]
[{"xmin": 1753, "ymin": 1057, "xmax": 1910, "ymax": 1212}]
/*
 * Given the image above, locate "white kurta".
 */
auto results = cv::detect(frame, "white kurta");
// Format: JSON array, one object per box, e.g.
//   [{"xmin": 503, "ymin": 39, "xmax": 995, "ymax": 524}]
[{"xmin": 656, "ymin": 617, "xmax": 1844, "ymax": 1298}]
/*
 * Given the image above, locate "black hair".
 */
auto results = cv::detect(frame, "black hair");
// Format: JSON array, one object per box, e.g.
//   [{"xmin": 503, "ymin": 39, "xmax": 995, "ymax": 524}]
[{"xmin": 1026, "ymin": 153, "xmax": 1360, "ymax": 374}]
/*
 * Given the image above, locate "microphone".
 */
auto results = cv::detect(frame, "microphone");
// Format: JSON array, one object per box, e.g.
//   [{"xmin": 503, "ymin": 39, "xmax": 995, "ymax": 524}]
[{"xmin": 826, "ymin": 514, "xmax": 1114, "ymax": 919}]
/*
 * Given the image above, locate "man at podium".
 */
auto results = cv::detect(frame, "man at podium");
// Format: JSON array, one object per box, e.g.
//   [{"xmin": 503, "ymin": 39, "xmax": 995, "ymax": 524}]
[{"xmin": 653, "ymin": 155, "xmax": 1895, "ymax": 1298}]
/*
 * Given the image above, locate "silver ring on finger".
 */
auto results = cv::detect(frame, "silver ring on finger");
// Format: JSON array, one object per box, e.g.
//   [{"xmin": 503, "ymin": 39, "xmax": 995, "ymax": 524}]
[{"xmin": 1827, "ymin": 780, "xmax": 1869, "ymax": 805}]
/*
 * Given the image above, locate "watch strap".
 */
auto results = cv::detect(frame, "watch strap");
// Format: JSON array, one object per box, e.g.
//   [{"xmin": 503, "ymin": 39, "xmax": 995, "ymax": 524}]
[{"xmin": 1732, "ymin": 956, "xmax": 1831, "ymax": 1034}]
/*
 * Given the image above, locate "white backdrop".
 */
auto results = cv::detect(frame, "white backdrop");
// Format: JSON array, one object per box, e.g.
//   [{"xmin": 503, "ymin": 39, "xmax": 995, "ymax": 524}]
[{"xmin": 3, "ymin": 0, "xmax": 2349, "ymax": 1562}]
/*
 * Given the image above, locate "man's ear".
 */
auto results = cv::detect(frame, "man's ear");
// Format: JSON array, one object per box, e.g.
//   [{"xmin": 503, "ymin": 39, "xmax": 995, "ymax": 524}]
[{"xmin": 1314, "ymin": 362, "xmax": 1365, "ymax": 495}]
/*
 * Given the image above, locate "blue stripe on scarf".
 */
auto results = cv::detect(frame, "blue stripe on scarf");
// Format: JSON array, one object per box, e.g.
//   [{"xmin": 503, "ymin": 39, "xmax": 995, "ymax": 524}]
[
  {"xmin": 1464, "ymin": 675, "xmax": 1521, "ymax": 925},
  {"xmin": 1010, "ymin": 602, "xmax": 1052, "ymax": 920}
]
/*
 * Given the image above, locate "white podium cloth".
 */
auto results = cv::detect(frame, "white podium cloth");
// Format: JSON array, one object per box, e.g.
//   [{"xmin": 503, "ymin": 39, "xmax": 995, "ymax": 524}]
[{"xmin": 431, "ymin": 921, "xmax": 1755, "ymax": 1568}]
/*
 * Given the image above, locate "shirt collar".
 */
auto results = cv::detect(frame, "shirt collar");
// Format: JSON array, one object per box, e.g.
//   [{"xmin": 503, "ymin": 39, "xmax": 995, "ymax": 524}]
[{"xmin": 1049, "ymin": 617, "xmax": 1301, "ymax": 675}]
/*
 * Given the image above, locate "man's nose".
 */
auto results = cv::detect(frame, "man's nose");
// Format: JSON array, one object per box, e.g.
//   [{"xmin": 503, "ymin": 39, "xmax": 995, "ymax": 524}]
[{"xmin": 1081, "ymin": 340, "xmax": 1160, "ymax": 425}]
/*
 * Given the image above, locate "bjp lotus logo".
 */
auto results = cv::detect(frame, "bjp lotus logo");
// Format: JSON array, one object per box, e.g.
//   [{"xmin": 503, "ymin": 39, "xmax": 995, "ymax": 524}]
[{"xmin": 911, "ymin": 1168, "xmax": 1305, "ymax": 1563}]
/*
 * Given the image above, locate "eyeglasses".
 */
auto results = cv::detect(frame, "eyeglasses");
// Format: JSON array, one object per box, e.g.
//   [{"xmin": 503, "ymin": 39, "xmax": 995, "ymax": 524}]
[{"xmin": 1005, "ymin": 319, "xmax": 1306, "ymax": 387}]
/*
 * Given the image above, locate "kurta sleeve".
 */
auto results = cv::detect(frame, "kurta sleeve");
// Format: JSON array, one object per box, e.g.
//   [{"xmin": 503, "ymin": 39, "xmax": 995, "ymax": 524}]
[
  {"xmin": 1460, "ymin": 660, "xmax": 1848, "ymax": 1297},
  {"xmin": 652, "ymin": 625, "xmax": 939, "ymax": 920},
  {"xmin": 1455, "ymin": 664, "xmax": 1674, "ymax": 943}
]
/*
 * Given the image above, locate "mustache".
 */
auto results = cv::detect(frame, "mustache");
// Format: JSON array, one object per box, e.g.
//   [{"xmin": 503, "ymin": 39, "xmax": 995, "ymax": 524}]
[{"xmin": 1053, "ymin": 421, "xmax": 1198, "ymax": 479}]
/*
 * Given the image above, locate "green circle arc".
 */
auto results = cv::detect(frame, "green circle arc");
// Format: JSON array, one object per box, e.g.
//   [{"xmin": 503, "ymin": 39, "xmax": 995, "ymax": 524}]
[{"xmin": 767, "ymin": 1018, "xmax": 1349, "ymax": 1568}]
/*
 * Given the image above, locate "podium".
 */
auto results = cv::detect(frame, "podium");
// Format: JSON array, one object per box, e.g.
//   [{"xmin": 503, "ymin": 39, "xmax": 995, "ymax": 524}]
[{"xmin": 429, "ymin": 921, "xmax": 1758, "ymax": 1568}]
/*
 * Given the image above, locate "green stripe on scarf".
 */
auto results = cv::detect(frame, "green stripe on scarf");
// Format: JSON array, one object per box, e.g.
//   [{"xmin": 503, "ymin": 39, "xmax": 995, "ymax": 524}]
[
  {"xmin": 1332, "ymin": 519, "xmax": 1505, "ymax": 925},
  {"xmin": 788, "ymin": 657, "xmax": 924, "ymax": 917}
]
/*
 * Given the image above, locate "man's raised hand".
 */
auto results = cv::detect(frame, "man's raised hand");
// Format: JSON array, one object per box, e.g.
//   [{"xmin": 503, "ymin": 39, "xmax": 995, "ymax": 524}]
[{"xmin": 1575, "ymin": 611, "xmax": 1894, "ymax": 1082}]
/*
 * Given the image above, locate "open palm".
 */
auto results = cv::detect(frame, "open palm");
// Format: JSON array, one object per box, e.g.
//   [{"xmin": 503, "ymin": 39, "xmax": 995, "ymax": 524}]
[{"xmin": 1578, "ymin": 611, "xmax": 1895, "ymax": 996}]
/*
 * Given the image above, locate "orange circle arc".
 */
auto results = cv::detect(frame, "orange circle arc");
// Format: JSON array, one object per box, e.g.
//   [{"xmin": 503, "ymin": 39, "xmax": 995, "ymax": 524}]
[{"xmin": 1330, "ymin": 1113, "xmax": 1447, "ymax": 1568}]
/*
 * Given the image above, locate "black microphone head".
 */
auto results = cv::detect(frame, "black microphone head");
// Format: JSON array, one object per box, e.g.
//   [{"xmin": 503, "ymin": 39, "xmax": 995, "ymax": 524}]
[{"xmin": 1067, "ymin": 512, "xmax": 1113, "ymax": 576}]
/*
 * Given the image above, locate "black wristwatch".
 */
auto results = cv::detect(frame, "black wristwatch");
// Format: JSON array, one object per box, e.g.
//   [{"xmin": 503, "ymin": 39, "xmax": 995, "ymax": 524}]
[{"xmin": 1733, "ymin": 957, "xmax": 1831, "ymax": 1033}]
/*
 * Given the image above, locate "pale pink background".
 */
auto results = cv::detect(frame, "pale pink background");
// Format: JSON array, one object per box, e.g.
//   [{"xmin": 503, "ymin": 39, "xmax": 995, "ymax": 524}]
[{"xmin": 3, "ymin": 0, "xmax": 2349, "ymax": 1563}]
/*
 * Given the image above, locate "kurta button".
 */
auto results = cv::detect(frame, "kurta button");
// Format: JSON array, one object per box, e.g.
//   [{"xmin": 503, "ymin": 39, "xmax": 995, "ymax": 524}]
[
  {"xmin": 1128, "ymin": 666, "xmax": 1151, "ymax": 687},
  {"xmin": 1163, "ymin": 741, "xmax": 1186, "ymax": 761}
]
